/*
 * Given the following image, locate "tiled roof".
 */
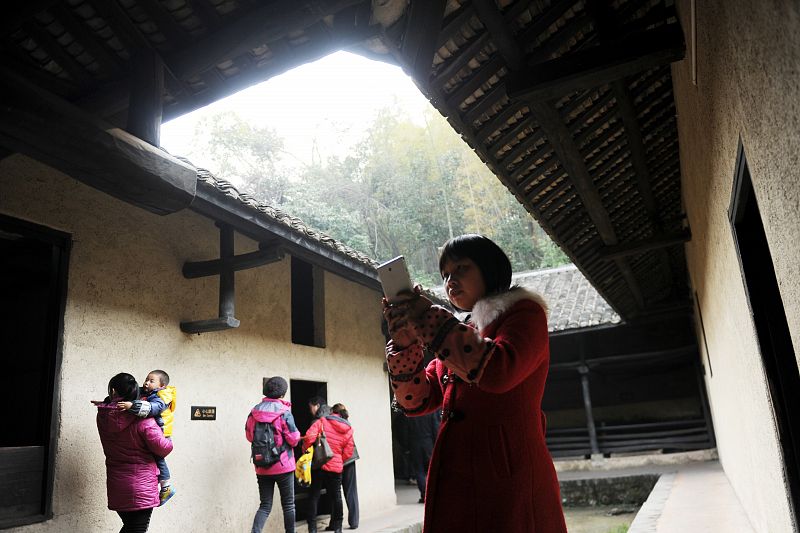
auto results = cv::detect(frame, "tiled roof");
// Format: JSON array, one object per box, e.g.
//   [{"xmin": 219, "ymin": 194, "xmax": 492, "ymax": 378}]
[
  {"xmin": 432, "ymin": 264, "xmax": 621, "ymax": 333},
  {"xmin": 186, "ymin": 161, "xmax": 378, "ymax": 268},
  {"xmin": 513, "ymin": 265, "xmax": 621, "ymax": 332}
]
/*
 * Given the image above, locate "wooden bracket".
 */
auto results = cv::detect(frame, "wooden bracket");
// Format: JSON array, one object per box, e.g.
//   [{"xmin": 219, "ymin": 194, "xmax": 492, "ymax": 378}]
[{"xmin": 180, "ymin": 223, "xmax": 284, "ymax": 334}]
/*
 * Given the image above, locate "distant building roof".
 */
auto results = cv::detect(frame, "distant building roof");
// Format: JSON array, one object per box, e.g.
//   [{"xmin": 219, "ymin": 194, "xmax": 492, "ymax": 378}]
[
  {"xmin": 513, "ymin": 264, "xmax": 621, "ymax": 332},
  {"xmin": 431, "ymin": 264, "xmax": 621, "ymax": 333}
]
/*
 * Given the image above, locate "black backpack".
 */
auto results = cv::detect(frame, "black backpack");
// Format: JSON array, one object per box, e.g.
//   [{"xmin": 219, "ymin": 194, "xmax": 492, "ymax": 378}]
[{"xmin": 251, "ymin": 417, "xmax": 286, "ymax": 467}]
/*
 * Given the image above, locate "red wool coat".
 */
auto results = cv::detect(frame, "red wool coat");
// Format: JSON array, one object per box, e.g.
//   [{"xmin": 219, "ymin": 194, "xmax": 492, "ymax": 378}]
[{"xmin": 388, "ymin": 288, "xmax": 567, "ymax": 533}]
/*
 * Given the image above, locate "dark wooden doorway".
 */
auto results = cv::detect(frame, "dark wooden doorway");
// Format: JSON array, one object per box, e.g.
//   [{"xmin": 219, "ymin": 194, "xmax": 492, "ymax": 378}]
[
  {"xmin": 730, "ymin": 143, "xmax": 800, "ymax": 522},
  {"xmin": 289, "ymin": 379, "xmax": 329, "ymax": 524},
  {"xmin": 0, "ymin": 214, "xmax": 70, "ymax": 528}
]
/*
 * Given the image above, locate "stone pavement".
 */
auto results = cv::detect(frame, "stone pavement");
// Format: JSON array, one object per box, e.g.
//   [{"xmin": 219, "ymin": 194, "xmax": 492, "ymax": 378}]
[
  {"xmin": 295, "ymin": 453, "xmax": 753, "ymax": 533},
  {"xmin": 296, "ymin": 482, "xmax": 423, "ymax": 533},
  {"xmin": 628, "ymin": 460, "xmax": 755, "ymax": 533}
]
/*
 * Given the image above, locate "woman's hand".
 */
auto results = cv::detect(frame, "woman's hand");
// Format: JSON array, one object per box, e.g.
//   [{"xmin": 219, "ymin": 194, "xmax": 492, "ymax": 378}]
[{"xmin": 382, "ymin": 286, "xmax": 433, "ymax": 347}]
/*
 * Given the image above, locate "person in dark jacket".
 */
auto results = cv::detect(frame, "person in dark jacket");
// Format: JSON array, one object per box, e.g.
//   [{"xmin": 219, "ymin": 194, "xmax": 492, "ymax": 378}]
[
  {"xmin": 404, "ymin": 410, "xmax": 440, "ymax": 503},
  {"xmin": 328, "ymin": 403, "xmax": 359, "ymax": 530},
  {"xmin": 95, "ymin": 373, "xmax": 173, "ymax": 533},
  {"xmin": 245, "ymin": 376, "xmax": 302, "ymax": 533},
  {"xmin": 304, "ymin": 397, "xmax": 354, "ymax": 533},
  {"xmin": 383, "ymin": 234, "xmax": 568, "ymax": 533}
]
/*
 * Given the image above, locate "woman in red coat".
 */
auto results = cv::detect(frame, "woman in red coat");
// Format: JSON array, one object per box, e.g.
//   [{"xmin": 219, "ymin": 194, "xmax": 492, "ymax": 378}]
[
  {"xmin": 384, "ymin": 234, "xmax": 567, "ymax": 533},
  {"xmin": 95, "ymin": 373, "xmax": 174, "ymax": 533},
  {"xmin": 303, "ymin": 398, "xmax": 355, "ymax": 533}
]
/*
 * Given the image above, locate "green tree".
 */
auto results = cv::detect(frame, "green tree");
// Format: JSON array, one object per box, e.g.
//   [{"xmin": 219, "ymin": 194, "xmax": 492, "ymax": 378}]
[{"xmin": 191, "ymin": 112, "xmax": 289, "ymax": 205}]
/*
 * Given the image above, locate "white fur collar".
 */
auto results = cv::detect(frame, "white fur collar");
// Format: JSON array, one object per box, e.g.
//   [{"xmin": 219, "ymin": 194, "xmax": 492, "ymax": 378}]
[{"xmin": 469, "ymin": 286, "xmax": 548, "ymax": 331}]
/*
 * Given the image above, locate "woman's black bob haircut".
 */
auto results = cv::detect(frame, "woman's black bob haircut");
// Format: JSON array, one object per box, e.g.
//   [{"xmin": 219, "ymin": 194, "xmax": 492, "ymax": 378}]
[
  {"xmin": 439, "ymin": 234, "xmax": 512, "ymax": 297},
  {"xmin": 108, "ymin": 373, "xmax": 139, "ymax": 401}
]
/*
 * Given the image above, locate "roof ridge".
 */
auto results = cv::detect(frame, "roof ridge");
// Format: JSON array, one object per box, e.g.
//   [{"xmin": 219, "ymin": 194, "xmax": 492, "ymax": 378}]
[{"xmin": 176, "ymin": 156, "xmax": 378, "ymax": 268}]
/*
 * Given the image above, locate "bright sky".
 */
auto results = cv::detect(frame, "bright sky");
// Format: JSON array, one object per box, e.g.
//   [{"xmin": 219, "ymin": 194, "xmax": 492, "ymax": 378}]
[{"xmin": 160, "ymin": 51, "xmax": 435, "ymax": 174}]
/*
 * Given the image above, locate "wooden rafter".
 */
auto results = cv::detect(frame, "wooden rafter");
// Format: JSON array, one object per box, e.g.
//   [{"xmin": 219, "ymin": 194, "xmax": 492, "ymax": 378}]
[
  {"xmin": 23, "ymin": 20, "xmax": 94, "ymax": 88},
  {"xmin": 78, "ymin": 0, "xmax": 366, "ymax": 120},
  {"xmin": 136, "ymin": 0, "xmax": 191, "ymax": 49},
  {"xmin": 52, "ymin": 4, "xmax": 124, "ymax": 78},
  {"xmin": 445, "ymin": 55, "xmax": 505, "ymax": 109},
  {"xmin": 167, "ymin": 0, "xmax": 363, "ymax": 79},
  {"xmin": 507, "ymin": 22, "xmax": 685, "ymax": 103},
  {"xmin": 470, "ymin": 0, "xmax": 646, "ymax": 311},
  {"xmin": 432, "ymin": 33, "xmax": 490, "ymax": 90}
]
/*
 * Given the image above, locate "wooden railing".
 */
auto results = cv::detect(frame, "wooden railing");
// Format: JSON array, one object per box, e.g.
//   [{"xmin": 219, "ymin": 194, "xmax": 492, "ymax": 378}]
[{"xmin": 546, "ymin": 418, "xmax": 713, "ymax": 458}]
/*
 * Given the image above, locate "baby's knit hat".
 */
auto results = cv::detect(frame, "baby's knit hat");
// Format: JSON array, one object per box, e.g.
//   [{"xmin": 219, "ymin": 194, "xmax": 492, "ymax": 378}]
[{"xmin": 264, "ymin": 376, "xmax": 288, "ymax": 399}]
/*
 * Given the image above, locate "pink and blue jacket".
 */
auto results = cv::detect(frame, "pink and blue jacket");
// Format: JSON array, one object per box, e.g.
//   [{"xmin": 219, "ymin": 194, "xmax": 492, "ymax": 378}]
[{"xmin": 245, "ymin": 397, "xmax": 302, "ymax": 475}]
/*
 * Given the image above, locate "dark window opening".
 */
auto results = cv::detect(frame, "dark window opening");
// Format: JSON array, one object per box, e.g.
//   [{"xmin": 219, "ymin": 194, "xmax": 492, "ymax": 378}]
[
  {"xmin": 291, "ymin": 256, "xmax": 325, "ymax": 348},
  {"xmin": 0, "ymin": 214, "xmax": 70, "ymax": 528},
  {"xmin": 730, "ymin": 142, "xmax": 800, "ymax": 521}
]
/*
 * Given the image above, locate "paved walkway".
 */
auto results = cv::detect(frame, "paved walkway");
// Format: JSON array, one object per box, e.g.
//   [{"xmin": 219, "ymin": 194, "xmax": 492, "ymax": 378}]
[
  {"xmin": 296, "ymin": 458, "xmax": 754, "ymax": 533},
  {"xmin": 628, "ymin": 460, "xmax": 755, "ymax": 533},
  {"xmin": 296, "ymin": 482, "xmax": 423, "ymax": 533}
]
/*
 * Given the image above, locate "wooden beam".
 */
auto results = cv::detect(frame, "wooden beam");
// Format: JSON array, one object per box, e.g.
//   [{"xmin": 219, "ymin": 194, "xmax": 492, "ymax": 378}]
[
  {"xmin": 600, "ymin": 230, "xmax": 690, "ymax": 261},
  {"xmin": 472, "ymin": 0, "xmax": 524, "ymax": 68},
  {"xmin": 126, "ymin": 49, "xmax": 164, "ymax": 146},
  {"xmin": 531, "ymin": 101, "xmax": 618, "ymax": 243},
  {"xmin": 401, "ymin": 0, "xmax": 447, "ymax": 83},
  {"xmin": 183, "ymin": 246, "xmax": 284, "ymax": 278},
  {"xmin": 0, "ymin": 66, "xmax": 196, "ymax": 215},
  {"xmin": 507, "ymin": 23, "xmax": 686, "ymax": 103}
]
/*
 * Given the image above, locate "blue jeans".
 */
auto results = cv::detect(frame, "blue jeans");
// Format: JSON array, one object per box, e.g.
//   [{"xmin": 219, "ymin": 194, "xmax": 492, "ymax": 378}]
[
  {"xmin": 252, "ymin": 471, "xmax": 295, "ymax": 533},
  {"xmin": 155, "ymin": 437, "xmax": 171, "ymax": 482}
]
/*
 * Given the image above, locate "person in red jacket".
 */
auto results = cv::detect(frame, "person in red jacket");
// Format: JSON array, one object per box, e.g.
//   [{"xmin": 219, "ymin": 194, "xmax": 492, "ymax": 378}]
[
  {"xmin": 383, "ymin": 234, "xmax": 568, "ymax": 533},
  {"xmin": 95, "ymin": 373, "xmax": 173, "ymax": 533},
  {"xmin": 245, "ymin": 376, "xmax": 302, "ymax": 533},
  {"xmin": 303, "ymin": 397, "xmax": 354, "ymax": 533}
]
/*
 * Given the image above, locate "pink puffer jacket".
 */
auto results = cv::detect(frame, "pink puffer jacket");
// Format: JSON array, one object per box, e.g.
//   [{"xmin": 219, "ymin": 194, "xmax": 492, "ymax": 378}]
[{"xmin": 96, "ymin": 400, "xmax": 174, "ymax": 511}]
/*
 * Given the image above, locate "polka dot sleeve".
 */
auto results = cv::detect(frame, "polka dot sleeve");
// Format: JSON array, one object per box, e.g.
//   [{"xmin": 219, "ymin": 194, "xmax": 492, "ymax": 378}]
[
  {"xmin": 386, "ymin": 341, "xmax": 431, "ymax": 413},
  {"xmin": 417, "ymin": 306, "xmax": 496, "ymax": 384}
]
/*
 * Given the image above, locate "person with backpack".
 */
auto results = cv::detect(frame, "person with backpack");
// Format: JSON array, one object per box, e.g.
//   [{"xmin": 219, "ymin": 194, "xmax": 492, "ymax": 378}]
[
  {"xmin": 245, "ymin": 376, "xmax": 301, "ymax": 533},
  {"xmin": 303, "ymin": 397, "xmax": 354, "ymax": 533}
]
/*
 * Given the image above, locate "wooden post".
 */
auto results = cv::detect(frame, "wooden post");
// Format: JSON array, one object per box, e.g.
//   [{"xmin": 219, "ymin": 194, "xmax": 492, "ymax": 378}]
[
  {"xmin": 578, "ymin": 364, "xmax": 601, "ymax": 457},
  {"xmin": 218, "ymin": 223, "xmax": 235, "ymax": 319},
  {"xmin": 127, "ymin": 49, "xmax": 164, "ymax": 146}
]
